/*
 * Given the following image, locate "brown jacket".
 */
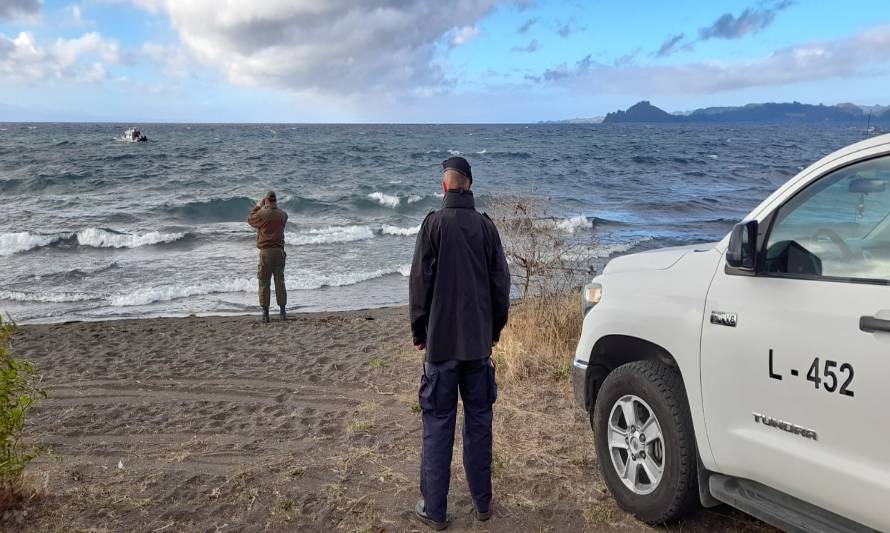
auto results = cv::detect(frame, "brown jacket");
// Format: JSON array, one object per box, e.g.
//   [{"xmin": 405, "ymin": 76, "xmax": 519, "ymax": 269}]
[{"xmin": 248, "ymin": 205, "xmax": 288, "ymax": 249}]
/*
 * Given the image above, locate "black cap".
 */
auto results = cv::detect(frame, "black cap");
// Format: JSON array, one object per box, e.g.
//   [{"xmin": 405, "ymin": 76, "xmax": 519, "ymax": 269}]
[
  {"xmin": 266, "ymin": 190, "xmax": 277, "ymax": 202},
  {"xmin": 442, "ymin": 156, "xmax": 472, "ymax": 183}
]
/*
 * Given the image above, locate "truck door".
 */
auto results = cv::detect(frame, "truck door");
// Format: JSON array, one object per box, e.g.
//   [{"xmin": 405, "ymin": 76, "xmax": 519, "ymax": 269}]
[{"xmin": 700, "ymin": 154, "xmax": 890, "ymax": 530}]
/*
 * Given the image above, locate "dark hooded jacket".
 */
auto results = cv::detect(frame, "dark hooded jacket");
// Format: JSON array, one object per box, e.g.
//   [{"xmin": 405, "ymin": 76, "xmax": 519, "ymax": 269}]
[{"xmin": 409, "ymin": 190, "xmax": 511, "ymax": 362}]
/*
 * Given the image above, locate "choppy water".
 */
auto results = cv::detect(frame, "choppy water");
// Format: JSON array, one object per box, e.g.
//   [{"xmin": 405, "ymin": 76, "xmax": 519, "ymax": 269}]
[{"xmin": 0, "ymin": 123, "xmax": 867, "ymax": 322}]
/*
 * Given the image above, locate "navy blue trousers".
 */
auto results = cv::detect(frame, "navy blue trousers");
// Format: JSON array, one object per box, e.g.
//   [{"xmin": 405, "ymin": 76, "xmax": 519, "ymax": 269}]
[{"xmin": 419, "ymin": 358, "xmax": 497, "ymax": 523}]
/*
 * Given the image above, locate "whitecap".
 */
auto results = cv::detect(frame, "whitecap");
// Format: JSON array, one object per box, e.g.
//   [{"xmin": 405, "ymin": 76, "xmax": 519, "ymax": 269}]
[
  {"xmin": 111, "ymin": 264, "xmax": 412, "ymax": 306},
  {"xmin": 0, "ymin": 290, "xmax": 99, "ymax": 303},
  {"xmin": 381, "ymin": 224, "xmax": 421, "ymax": 236},
  {"xmin": 292, "ymin": 264, "xmax": 411, "ymax": 289},
  {"xmin": 1, "ymin": 229, "xmax": 186, "ymax": 255},
  {"xmin": 476, "ymin": 149, "xmax": 487, "ymax": 154},
  {"xmin": 76, "ymin": 228, "xmax": 186, "ymax": 249},
  {"xmin": 285, "ymin": 225, "xmax": 375, "ymax": 246},
  {"xmin": 110, "ymin": 278, "xmax": 256, "ymax": 306},
  {"xmin": 0, "ymin": 232, "xmax": 70, "ymax": 256},
  {"xmin": 556, "ymin": 215, "xmax": 593, "ymax": 234},
  {"xmin": 448, "ymin": 149, "xmax": 461, "ymax": 156},
  {"xmin": 368, "ymin": 192, "xmax": 402, "ymax": 208}
]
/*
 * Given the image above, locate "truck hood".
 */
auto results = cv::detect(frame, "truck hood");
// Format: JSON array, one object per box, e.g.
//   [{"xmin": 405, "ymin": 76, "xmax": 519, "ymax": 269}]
[{"xmin": 603, "ymin": 242, "xmax": 719, "ymax": 275}]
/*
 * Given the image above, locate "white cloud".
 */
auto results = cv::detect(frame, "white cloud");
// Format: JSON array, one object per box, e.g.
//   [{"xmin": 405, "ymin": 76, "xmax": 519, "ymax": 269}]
[
  {"xmin": 141, "ymin": 42, "xmax": 193, "ymax": 78},
  {"xmin": 536, "ymin": 23, "xmax": 890, "ymax": 95},
  {"xmin": 0, "ymin": 31, "xmax": 120, "ymax": 83},
  {"xmin": 451, "ymin": 25, "xmax": 480, "ymax": 47},
  {"xmin": 65, "ymin": 4, "xmax": 87, "ymax": 26},
  {"xmin": 129, "ymin": 0, "xmax": 505, "ymax": 96},
  {"xmin": 53, "ymin": 31, "xmax": 119, "ymax": 67}
]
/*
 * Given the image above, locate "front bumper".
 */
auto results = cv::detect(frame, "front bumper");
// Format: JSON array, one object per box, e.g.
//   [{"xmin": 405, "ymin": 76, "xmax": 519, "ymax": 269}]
[{"xmin": 572, "ymin": 358, "xmax": 588, "ymax": 411}]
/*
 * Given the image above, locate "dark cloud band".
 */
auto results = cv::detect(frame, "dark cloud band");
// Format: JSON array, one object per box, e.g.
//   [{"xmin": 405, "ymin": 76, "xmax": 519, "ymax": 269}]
[{"xmin": 0, "ymin": 0, "xmax": 41, "ymax": 20}]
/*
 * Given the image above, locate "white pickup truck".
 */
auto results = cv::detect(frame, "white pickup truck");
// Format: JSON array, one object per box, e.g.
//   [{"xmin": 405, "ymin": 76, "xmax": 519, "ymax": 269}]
[{"xmin": 573, "ymin": 134, "xmax": 890, "ymax": 532}]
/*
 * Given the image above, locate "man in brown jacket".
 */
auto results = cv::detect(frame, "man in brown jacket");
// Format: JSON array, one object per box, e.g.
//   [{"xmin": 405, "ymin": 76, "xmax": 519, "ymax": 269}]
[{"xmin": 247, "ymin": 191, "xmax": 288, "ymax": 323}]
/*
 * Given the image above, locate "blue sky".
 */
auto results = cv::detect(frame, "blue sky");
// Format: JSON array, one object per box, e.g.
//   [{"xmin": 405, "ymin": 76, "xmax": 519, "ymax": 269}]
[{"xmin": 1, "ymin": 0, "xmax": 890, "ymax": 122}]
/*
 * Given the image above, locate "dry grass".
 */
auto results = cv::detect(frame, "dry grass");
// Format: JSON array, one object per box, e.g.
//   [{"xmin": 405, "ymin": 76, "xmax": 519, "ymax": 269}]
[{"xmin": 492, "ymin": 293, "xmax": 581, "ymax": 384}]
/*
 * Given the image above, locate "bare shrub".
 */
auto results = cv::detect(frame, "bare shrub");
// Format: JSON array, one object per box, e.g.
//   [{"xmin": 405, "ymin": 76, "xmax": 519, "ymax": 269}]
[
  {"xmin": 487, "ymin": 196, "xmax": 593, "ymax": 299},
  {"xmin": 486, "ymin": 196, "xmax": 595, "ymax": 384}
]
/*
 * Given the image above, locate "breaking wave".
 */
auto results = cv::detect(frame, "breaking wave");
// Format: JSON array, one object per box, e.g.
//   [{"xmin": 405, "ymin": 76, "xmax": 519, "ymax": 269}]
[
  {"xmin": 556, "ymin": 215, "xmax": 593, "ymax": 234},
  {"xmin": 286, "ymin": 225, "xmax": 375, "ymax": 246},
  {"xmin": 0, "ymin": 229, "xmax": 187, "ymax": 255},
  {"xmin": 0, "ymin": 290, "xmax": 100, "ymax": 303},
  {"xmin": 292, "ymin": 264, "xmax": 411, "ymax": 290},
  {"xmin": 0, "ymin": 232, "xmax": 67, "ymax": 256},
  {"xmin": 381, "ymin": 224, "xmax": 421, "ymax": 236},
  {"xmin": 283, "ymin": 224, "xmax": 421, "ymax": 246},
  {"xmin": 109, "ymin": 264, "xmax": 411, "ymax": 306},
  {"xmin": 75, "ymin": 228, "xmax": 186, "ymax": 249},
  {"xmin": 110, "ymin": 278, "xmax": 257, "ymax": 307},
  {"xmin": 366, "ymin": 192, "xmax": 424, "ymax": 209}
]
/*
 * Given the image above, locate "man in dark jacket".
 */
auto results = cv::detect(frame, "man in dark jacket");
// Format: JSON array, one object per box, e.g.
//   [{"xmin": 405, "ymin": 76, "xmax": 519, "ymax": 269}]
[
  {"xmin": 409, "ymin": 156, "xmax": 511, "ymax": 530},
  {"xmin": 247, "ymin": 191, "xmax": 288, "ymax": 323}
]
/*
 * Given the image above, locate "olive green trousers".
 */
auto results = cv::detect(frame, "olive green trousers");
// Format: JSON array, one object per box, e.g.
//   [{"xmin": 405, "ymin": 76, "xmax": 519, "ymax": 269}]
[{"xmin": 258, "ymin": 247, "xmax": 286, "ymax": 308}]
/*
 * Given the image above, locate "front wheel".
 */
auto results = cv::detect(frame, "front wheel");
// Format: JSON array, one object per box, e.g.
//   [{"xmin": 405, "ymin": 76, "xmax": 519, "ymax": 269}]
[{"xmin": 592, "ymin": 360, "xmax": 699, "ymax": 524}]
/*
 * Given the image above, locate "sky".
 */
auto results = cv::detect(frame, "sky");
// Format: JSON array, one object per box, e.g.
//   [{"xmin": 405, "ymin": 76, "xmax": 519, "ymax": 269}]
[{"xmin": 1, "ymin": 0, "xmax": 890, "ymax": 123}]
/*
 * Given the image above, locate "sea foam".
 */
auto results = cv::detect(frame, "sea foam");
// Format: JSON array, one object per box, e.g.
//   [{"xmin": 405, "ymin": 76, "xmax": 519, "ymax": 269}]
[
  {"xmin": 368, "ymin": 192, "xmax": 401, "ymax": 208},
  {"xmin": 0, "ymin": 232, "xmax": 69, "ymax": 256},
  {"xmin": 110, "ymin": 264, "xmax": 412, "ymax": 306},
  {"xmin": 110, "ymin": 278, "xmax": 257, "ymax": 306},
  {"xmin": 76, "ymin": 228, "xmax": 186, "ymax": 248},
  {"xmin": 0, "ymin": 229, "xmax": 186, "ymax": 255},
  {"xmin": 381, "ymin": 224, "xmax": 421, "ymax": 236},
  {"xmin": 0, "ymin": 290, "xmax": 99, "ymax": 303},
  {"xmin": 286, "ymin": 225, "xmax": 375, "ymax": 246},
  {"xmin": 367, "ymin": 192, "xmax": 424, "ymax": 208},
  {"xmin": 556, "ymin": 215, "xmax": 593, "ymax": 233}
]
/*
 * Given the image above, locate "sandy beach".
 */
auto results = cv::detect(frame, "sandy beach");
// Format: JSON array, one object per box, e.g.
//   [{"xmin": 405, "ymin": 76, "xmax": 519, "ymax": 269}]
[{"xmin": 4, "ymin": 308, "xmax": 769, "ymax": 532}]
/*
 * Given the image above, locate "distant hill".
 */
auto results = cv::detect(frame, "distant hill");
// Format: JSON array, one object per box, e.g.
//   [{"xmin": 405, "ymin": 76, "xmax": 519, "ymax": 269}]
[
  {"xmin": 603, "ymin": 101, "xmax": 682, "ymax": 123},
  {"xmin": 582, "ymin": 101, "xmax": 890, "ymax": 125},
  {"xmin": 686, "ymin": 102, "xmax": 869, "ymax": 123}
]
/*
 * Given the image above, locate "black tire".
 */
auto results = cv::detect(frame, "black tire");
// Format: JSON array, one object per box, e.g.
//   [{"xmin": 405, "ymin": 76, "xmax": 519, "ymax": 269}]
[{"xmin": 591, "ymin": 360, "xmax": 699, "ymax": 524}]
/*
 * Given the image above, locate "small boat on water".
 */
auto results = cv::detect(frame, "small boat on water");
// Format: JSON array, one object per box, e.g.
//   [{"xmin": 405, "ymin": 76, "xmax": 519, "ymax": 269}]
[{"xmin": 123, "ymin": 127, "xmax": 148, "ymax": 142}]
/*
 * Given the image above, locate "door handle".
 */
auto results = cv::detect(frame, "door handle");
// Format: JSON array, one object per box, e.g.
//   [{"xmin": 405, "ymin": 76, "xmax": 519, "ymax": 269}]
[{"xmin": 860, "ymin": 315, "xmax": 890, "ymax": 333}]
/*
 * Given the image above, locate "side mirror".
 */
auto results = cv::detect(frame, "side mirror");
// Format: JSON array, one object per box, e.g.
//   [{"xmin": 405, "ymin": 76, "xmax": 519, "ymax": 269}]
[
  {"xmin": 849, "ymin": 178, "xmax": 886, "ymax": 194},
  {"xmin": 726, "ymin": 220, "xmax": 758, "ymax": 271}
]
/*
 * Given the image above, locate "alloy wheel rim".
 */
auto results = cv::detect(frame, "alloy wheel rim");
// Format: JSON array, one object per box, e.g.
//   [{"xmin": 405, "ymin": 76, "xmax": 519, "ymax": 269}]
[{"xmin": 607, "ymin": 394, "xmax": 665, "ymax": 495}]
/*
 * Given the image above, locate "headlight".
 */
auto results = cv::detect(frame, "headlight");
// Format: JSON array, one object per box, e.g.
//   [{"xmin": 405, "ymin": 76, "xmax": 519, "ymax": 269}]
[{"xmin": 581, "ymin": 282, "xmax": 602, "ymax": 318}]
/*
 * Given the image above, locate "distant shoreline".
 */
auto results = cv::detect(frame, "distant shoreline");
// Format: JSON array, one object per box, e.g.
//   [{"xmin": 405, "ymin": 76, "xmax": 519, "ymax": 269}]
[{"xmin": 2, "ymin": 99, "xmax": 888, "ymax": 126}]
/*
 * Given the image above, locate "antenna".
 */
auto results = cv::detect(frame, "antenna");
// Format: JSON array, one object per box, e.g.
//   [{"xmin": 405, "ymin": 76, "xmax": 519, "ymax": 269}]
[{"xmin": 866, "ymin": 110, "xmax": 873, "ymax": 136}]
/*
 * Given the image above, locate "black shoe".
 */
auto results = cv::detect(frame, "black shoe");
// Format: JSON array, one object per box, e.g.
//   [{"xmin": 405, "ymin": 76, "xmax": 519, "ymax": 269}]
[
  {"xmin": 414, "ymin": 500, "xmax": 447, "ymax": 530},
  {"xmin": 279, "ymin": 306, "xmax": 287, "ymax": 321},
  {"xmin": 260, "ymin": 307, "xmax": 270, "ymax": 323},
  {"xmin": 473, "ymin": 501, "xmax": 491, "ymax": 521}
]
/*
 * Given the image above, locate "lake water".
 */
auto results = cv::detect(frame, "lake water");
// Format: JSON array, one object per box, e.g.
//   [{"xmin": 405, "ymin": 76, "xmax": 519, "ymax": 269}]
[{"xmin": 0, "ymin": 122, "xmax": 867, "ymax": 322}]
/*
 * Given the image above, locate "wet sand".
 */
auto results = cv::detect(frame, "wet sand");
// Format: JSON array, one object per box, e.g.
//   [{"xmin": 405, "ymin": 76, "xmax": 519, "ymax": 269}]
[{"xmin": 5, "ymin": 308, "xmax": 769, "ymax": 532}]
